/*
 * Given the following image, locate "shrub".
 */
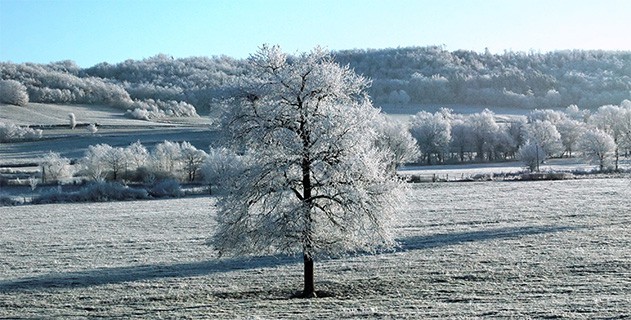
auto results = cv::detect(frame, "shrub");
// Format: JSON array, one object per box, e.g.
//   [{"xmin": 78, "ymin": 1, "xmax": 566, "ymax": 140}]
[
  {"xmin": 0, "ymin": 121, "xmax": 42, "ymax": 142},
  {"xmin": 148, "ymin": 179, "xmax": 183, "ymax": 198},
  {"xmin": 125, "ymin": 99, "xmax": 198, "ymax": 120},
  {"xmin": 0, "ymin": 79, "xmax": 29, "ymax": 106},
  {"xmin": 0, "ymin": 194, "xmax": 21, "ymax": 206},
  {"xmin": 32, "ymin": 182, "xmax": 149, "ymax": 204}
]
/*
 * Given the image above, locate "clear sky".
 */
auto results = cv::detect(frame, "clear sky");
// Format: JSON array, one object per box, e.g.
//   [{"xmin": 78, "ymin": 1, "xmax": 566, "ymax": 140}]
[{"xmin": 1, "ymin": 0, "xmax": 631, "ymax": 67}]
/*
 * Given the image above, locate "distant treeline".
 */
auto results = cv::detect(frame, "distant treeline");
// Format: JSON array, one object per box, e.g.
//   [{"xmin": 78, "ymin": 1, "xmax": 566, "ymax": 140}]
[
  {"xmin": 335, "ymin": 47, "xmax": 631, "ymax": 109},
  {"xmin": 2, "ymin": 47, "xmax": 631, "ymax": 116}
]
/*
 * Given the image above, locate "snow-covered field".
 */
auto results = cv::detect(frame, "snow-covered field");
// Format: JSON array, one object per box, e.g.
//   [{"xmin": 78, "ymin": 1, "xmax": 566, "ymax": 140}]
[
  {"xmin": 1, "ymin": 178, "xmax": 629, "ymax": 318},
  {"xmin": 1, "ymin": 103, "xmax": 217, "ymax": 165},
  {"xmin": 399, "ymin": 158, "xmax": 631, "ymax": 181}
]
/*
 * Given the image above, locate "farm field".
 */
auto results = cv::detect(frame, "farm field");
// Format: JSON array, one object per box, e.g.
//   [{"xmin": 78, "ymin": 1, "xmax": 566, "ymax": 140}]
[
  {"xmin": 0, "ymin": 103, "xmax": 218, "ymax": 165},
  {"xmin": 1, "ymin": 178, "xmax": 629, "ymax": 318}
]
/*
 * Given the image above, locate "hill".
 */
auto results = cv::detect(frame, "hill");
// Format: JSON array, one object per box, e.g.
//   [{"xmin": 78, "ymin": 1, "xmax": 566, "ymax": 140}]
[{"xmin": 2, "ymin": 47, "xmax": 631, "ymax": 118}]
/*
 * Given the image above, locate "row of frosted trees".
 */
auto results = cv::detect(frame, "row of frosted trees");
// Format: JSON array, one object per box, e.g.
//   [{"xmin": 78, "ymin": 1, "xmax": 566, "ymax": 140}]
[
  {"xmin": 37, "ymin": 100, "xmax": 631, "ymax": 187},
  {"xmin": 38, "ymin": 117, "xmax": 418, "ymax": 188},
  {"xmin": 408, "ymin": 101, "xmax": 631, "ymax": 171},
  {"xmin": 40, "ymin": 141, "xmax": 211, "ymax": 185}
]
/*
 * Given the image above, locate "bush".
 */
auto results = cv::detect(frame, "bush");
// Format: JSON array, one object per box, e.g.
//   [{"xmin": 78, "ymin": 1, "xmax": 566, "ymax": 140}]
[
  {"xmin": 0, "ymin": 194, "xmax": 21, "ymax": 206},
  {"xmin": 0, "ymin": 121, "xmax": 43, "ymax": 142},
  {"xmin": 0, "ymin": 79, "xmax": 29, "ymax": 106},
  {"xmin": 125, "ymin": 99, "xmax": 198, "ymax": 120},
  {"xmin": 148, "ymin": 179, "xmax": 183, "ymax": 198},
  {"xmin": 32, "ymin": 182, "xmax": 149, "ymax": 204}
]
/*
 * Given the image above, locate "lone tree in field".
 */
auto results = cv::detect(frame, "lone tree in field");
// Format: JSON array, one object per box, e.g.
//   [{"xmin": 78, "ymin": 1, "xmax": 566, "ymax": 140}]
[{"xmin": 214, "ymin": 45, "xmax": 404, "ymax": 298}]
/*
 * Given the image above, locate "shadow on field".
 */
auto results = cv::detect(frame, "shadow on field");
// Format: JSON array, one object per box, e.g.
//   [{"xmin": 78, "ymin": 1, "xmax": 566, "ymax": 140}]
[
  {"xmin": 397, "ymin": 225, "xmax": 576, "ymax": 251},
  {"xmin": 0, "ymin": 255, "xmax": 297, "ymax": 292},
  {"xmin": 0, "ymin": 225, "xmax": 575, "ymax": 292}
]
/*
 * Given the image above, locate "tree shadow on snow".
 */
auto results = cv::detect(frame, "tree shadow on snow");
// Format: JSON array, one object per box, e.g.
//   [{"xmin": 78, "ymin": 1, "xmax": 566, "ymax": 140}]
[
  {"xmin": 0, "ymin": 255, "xmax": 297, "ymax": 292},
  {"xmin": 396, "ymin": 225, "xmax": 577, "ymax": 252},
  {"xmin": 0, "ymin": 225, "xmax": 576, "ymax": 293}
]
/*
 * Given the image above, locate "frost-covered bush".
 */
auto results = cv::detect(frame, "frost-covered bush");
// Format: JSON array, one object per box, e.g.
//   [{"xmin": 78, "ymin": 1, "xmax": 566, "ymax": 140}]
[
  {"xmin": 32, "ymin": 182, "xmax": 149, "ymax": 204},
  {"xmin": 0, "ymin": 79, "xmax": 29, "ymax": 106},
  {"xmin": 0, "ymin": 121, "xmax": 42, "ymax": 142},
  {"xmin": 126, "ymin": 99, "xmax": 198, "ymax": 120},
  {"xmin": 87, "ymin": 123, "xmax": 98, "ymax": 134},
  {"xmin": 41, "ymin": 151, "xmax": 75, "ymax": 183},
  {"xmin": 68, "ymin": 113, "xmax": 76, "ymax": 129},
  {"xmin": 0, "ymin": 194, "xmax": 21, "ymax": 206},
  {"xmin": 148, "ymin": 179, "xmax": 183, "ymax": 198}
]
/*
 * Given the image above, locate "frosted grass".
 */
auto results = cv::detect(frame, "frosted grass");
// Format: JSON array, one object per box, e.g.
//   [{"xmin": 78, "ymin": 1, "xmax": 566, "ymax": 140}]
[{"xmin": 1, "ymin": 178, "xmax": 629, "ymax": 318}]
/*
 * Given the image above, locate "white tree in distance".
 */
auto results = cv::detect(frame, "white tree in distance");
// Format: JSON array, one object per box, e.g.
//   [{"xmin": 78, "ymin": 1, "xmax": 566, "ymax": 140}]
[
  {"xmin": 68, "ymin": 113, "xmax": 77, "ymax": 129},
  {"xmin": 372, "ymin": 114, "xmax": 419, "ymax": 173},
  {"xmin": 180, "ymin": 141, "xmax": 208, "ymax": 182},
  {"xmin": 409, "ymin": 110, "xmax": 451, "ymax": 164},
  {"xmin": 517, "ymin": 141, "xmax": 545, "ymax": 172},
  {"xmin": 215, "ymin": 45, "xmax": 404, "ymax": 298},
  {"xmin": 41, "ymin": 151, "xmax": 74, "ymax": 183},
  {"xmin": 579, "ymin": 128, "xmax": 616, "ymax": 172}
]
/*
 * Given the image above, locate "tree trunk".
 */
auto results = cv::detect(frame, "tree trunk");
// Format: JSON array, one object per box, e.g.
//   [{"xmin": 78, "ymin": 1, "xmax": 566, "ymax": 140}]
[
  {"xmin": 303, "ymin": 254, "xmax": 316, "ymax": 298},
  {"xmin": 299, "ymin": 111, "xmax": 316, "ymax": 298},
  {"xmin": 615, "ymin": 146, "xmax": 619, "ymax": 171}
]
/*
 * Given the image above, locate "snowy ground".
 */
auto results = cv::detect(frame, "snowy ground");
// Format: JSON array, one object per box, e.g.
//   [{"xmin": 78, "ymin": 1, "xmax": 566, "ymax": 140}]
[
  {"xmin": 1, "ymin": 178, "xmax": 629, "ymax": 318},
  {"xmin": 1, "ymin": 103, "xmax": 217, "ymax": 165},
  {"xmin": 400, "ymin": 158, "xmax": 631, "ymax": 181}
]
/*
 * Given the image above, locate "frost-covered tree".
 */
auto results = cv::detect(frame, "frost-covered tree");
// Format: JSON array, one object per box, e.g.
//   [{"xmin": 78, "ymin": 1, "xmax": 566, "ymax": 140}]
[
  {"xmin": 578, "ymin": 128, "xmax": 616, "ymax": 171},
  {"xmin": 617, "ymin": 100, "xmax": 631, "ymax": 156},
  {"xmin": 527, "ymin": 109, "xmax": 566, "ymax": 125},
  {"xmin": 449, "ymin": 118, "xmax": 473, "ymax": 162},
  {"xmin": 68, "ymin": 113, "xmax": 77, "ymax": 129},
  {"xmin": 556, "ymin": 119, "xmax": 586, "ymax": 158},
  {"xmin": 590, "ymin": 104, "xmax": 630, "ymax": 170},
  {"xmin": 41, "ymin": 152, "xmax": 74, "ymax": 183},
  {"xmin": 0, "ymin": 79, "xmax": 29, "ymax": 106},
  {"xmin": 79, "ymin": 144, "xmax": 113, "ymax": 181},
  {"xmin": 517, "ymin": 141, "xmax": 545, "ymax": 172},
  {"xmin": 151, "ymin": 140, "xmax": 183, "ymax": 178},
  {"xmin": 523, "ymin": 120, "xmax": 563, "ymax": 160},
  {"xmin": 215, "ymin": 45, "xmax": 404, "ymax": 297},
  {"xmin": 105, "ymin": 146, "xmax": 130, "ymax": 181},
  {"xmin": 87, "ymin": 123, "xmax": 98, "ymax": 134},
  {"xmin": 494, "ymin": 126, "xmax": 518, "ymax": 160},
  {"xmin": 565, "ymin": 105, "xmax": 590, "ymax": 122},
  {"xmin": 468, "ymin": 109, "xmax": 499, "ymax": 161},
  {"xmin": 372, "ymin": 114, "xmax": 419, "ymax": 172},
  {"xmin": 180, "ymin": 142, "xmax": 207, "ymax": 182},
  {"xmin": 201, "ymin": 147, "xmax": 246, "ymax": 194},
  {"xmin": 80, "ymin": 144, "xmax": 130, "ymax": 181},
  {"xmin": 125, "ymin": 141, "xmax": 149, "ymax": 170},
  {"xmin": 409, "ymin": 110, "xmax": 451, "ymax": 164},
  {"xmin": 387, "ymin": 89, "xmax": 411, "ymax": 104}
]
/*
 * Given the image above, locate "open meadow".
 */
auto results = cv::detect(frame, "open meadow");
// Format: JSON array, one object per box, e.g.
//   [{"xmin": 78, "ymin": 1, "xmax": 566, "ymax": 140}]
[{"xmin": 1, "ymin": 178, "xmax": 629, "ymax": 319}]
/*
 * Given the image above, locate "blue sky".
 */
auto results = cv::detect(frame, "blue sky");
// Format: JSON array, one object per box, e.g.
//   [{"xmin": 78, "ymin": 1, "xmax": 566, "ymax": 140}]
[{"xmin": 1, "ymin": 0, "xmax": 631, "ymax": 67}]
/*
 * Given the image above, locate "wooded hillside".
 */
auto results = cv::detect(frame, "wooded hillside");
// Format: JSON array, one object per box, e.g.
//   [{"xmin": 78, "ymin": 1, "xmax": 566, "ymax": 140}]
[{"xmin": 2, "ymin": 47, "xmax": 630, "ymax": 117}]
